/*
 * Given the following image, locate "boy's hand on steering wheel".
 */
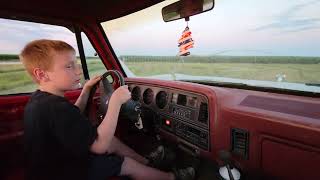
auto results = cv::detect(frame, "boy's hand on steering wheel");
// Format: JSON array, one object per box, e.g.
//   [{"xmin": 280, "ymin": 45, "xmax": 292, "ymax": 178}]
[
  {"xmin": 83, "ymin": 76, "xmax": 101, "ymax": 92},
  {"xmin": 110, "ymin": 85, "xmax": 131, "ymax": 106}
]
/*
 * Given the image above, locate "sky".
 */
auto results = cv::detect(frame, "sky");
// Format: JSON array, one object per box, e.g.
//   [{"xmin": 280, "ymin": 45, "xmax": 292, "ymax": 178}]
[{"xmin": 0, "ymin": 0, "xmax": 320, "ymax": 57}]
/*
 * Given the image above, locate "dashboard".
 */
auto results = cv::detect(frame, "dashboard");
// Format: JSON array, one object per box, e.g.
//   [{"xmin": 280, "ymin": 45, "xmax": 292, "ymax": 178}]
[
  {"xmin": 128, "ymin": 83, "xmax": 211, "ymax": 151},
  {"xmin": 125, "ymin": 78, "xmax": 320, "ymax": 180}
]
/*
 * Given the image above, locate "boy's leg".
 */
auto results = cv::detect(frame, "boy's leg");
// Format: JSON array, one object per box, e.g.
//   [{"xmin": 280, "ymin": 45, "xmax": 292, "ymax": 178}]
[
  {"xmin": 108, "ymin": 136, "xmax": 148, "ymax": 164},
  {"xmin": 120, "ymin": 156, "xmax": 175, "ymax": 180},
  {"xmin": 88, "ymin": 153, "xmax": 125, "ymax": 180},
  {"xmin": 88, "ymin": 154, "xmax": 195, "ymax": 180}
]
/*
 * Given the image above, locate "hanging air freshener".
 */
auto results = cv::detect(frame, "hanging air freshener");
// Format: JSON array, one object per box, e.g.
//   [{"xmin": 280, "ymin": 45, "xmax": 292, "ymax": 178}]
[{"xmin": 178, "ymin": 22, "xmax": 194, "ymax": 56}]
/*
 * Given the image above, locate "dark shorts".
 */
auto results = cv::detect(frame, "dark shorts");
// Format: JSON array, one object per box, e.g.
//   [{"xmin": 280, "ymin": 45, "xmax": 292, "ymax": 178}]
[{"xmin": 88, "ymin": 153, "xmax": 124, "ymax": 180}]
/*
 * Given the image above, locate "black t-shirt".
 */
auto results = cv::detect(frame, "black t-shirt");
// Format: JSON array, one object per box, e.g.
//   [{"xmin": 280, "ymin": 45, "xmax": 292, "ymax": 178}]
[{"xmin": 24, "ymin": 90, "xmax": 97, "ymax": 180}]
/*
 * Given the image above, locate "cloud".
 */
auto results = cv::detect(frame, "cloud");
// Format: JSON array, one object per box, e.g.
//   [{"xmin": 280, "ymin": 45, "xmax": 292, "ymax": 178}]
[
  {"xmin": 278, "ymin": 0, "xmax": 319, "ymax": 19},
  {"xmin": 254, "ymin": 18, "xmax": 320, "ymax": 31},
  {"xmin": 253, "ymin": 0, "xmax": 320, "ymax": 32},
  {"xmin": 0, "ymin": 19, "xmax": 77, "ymax": 54}
]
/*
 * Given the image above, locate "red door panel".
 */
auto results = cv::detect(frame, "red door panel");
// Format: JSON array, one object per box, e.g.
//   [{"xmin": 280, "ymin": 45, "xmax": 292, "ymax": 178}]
[
  {"xmin": 0, "ymin": 89, "xmax": 82, "ymax": 180},
  {"xmin": 0, "ymin": 94, "xmax": 30, "ymax": 180},
  {"xmin": 0, "ymin": 94, "xmax": 29, "ymax": 143}
]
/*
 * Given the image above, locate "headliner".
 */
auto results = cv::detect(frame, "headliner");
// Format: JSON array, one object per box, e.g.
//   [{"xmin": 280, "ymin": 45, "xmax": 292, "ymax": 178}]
[{"xmin": 0, "ymin": 0, "xmax": 164, "ymax": 24}]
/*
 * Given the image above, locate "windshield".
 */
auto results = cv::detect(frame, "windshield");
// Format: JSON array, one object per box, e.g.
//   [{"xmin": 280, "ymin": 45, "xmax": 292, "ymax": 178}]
[{"xmin": 101, "ymin": 0, "xmax": 320, "ymax": 93}]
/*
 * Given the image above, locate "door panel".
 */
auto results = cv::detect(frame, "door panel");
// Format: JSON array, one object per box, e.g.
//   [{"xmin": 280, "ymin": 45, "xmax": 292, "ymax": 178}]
[{"xmin": 0, "ymin": 89, "xmax": 82, "ymax": 180}]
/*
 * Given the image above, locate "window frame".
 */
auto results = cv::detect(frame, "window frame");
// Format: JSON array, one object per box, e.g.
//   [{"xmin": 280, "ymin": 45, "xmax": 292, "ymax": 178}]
[{"xmin": 0, "ymin": 18, "xmax": 88, "ymax": 95}]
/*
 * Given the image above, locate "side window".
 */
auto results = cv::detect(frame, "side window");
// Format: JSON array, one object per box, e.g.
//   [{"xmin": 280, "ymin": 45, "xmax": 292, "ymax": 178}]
[
  {"xmin": 81, "ymin": 33, "xmax": 107, "ymax": 78},
  {"xmin": 0, "ymin": 18, "xmax": 79, "ymax": 95}
]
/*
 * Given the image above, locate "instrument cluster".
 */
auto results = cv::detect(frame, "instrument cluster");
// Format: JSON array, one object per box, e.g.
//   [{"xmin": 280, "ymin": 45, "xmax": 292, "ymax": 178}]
[{"xmin": 129, "ymin": 84, "xmax": 210, "ymax": 151}]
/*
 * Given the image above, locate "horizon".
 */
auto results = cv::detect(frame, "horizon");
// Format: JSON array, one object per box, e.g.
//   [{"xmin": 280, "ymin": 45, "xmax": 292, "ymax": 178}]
[{"xmin": 2, "ymin": 53, "xmax": 320, "ymax": 58}]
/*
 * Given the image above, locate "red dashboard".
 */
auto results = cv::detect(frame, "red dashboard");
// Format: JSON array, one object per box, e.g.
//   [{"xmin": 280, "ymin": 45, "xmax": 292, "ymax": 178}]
[{"xmin": 126, "ymin": 77, "xmax": 320, "ymax": 179}]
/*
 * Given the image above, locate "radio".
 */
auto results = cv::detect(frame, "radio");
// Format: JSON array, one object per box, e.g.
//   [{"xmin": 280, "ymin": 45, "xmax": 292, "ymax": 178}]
[
  {"xmin": 175, "ymin": 121, "xmax": 209, "ymax": 150},
  {"xmin": 159, "ymin": 116, "xmax": 209, "ymax": 150}
]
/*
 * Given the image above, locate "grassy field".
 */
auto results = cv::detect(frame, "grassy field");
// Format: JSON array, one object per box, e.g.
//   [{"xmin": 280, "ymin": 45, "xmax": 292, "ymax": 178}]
[
  {"xmin": 125, "ymin": 62, "xmax": 320, "ymax": 83},
  {"xmin": 1, "ymin": 58, "xmax": 320, "ymax": 95}
]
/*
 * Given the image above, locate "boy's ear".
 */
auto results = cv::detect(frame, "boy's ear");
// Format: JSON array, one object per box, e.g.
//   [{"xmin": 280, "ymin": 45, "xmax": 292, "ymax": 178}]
[{"xmin": 33, "ymin": 68, "xmax": 50, "ymax": 82}]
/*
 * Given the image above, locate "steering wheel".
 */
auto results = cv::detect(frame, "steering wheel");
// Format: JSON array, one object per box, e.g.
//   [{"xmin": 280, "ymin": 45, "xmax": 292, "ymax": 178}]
[{"xmin": 85, "ymin": 70, "xmax": 141, "ymax": 125}]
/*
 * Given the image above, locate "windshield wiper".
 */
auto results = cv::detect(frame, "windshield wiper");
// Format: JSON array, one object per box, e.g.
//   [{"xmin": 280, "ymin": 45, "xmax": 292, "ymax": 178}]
[{"xmin": 305, "ymin": 83, "xmax": 320, "ymax": 87}]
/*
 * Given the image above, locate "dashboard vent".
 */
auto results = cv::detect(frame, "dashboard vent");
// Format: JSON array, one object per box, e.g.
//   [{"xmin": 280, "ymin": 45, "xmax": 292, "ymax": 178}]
[
  {"xmin": 198, "ymin": 102, "xmax": 208, "ymax": 124},
  {"xmin": 231, "ymin": 128, "xmax": 249, "ymax": 159}
]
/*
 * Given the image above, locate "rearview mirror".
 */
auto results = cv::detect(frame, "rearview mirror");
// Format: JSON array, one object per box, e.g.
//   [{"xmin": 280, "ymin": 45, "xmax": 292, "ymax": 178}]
[{"xmin": 162, "ymin": 0, "xmax": 214, "ymax": 22}]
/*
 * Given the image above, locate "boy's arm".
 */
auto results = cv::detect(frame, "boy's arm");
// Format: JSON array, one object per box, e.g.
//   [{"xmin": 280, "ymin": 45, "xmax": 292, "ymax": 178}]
[
  {"xmin": 75, "ymin": 76, "xmax": 101, "ymax": 113},
  {"xmin": 90, "ymin": 85, "xmax": 131, "ymax": 154},
  {"xmin": 74, "ymin": 86, "xmax": 90, "ymax": 113}
]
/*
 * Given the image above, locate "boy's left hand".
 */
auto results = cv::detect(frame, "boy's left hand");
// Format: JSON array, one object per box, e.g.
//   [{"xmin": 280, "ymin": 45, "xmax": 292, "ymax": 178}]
[{"xmin": 83, "ymin": 75, "xmax": 101, "ymax": 92}]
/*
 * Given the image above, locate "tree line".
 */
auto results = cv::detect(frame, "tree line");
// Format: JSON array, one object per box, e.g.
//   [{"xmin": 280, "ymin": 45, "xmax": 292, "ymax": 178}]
[
  {"xmin": 1, "ymin": 54, "xmax": 320, "ymax": 64},
  {"xmin": 119, "ymin": 55, "xmax": 320, "ymax": 64}
]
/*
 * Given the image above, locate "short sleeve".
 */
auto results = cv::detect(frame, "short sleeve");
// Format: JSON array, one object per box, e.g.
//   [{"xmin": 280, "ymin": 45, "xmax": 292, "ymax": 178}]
[{"xmin": 50, "ymin": 101, "xmax": 97, "ymax": 157}]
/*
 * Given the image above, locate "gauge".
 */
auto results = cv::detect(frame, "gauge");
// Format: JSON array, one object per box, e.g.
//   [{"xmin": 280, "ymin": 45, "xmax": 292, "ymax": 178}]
[
  {"xmin": 143, "ymin": 88, "xmax": 154, "ymax": 105},
  {"xmin": 156, "ymin": 91, "xmax": 168, "ymax": 109},
  {"xmin": 131, "ymin": 86, "xmax": 141, "ymax": 101}
]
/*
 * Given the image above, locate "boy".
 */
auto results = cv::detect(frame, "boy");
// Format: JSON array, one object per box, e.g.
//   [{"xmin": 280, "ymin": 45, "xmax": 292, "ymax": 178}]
[{"xmin": 21, "ymin": 39, "xmax": 195, "ymax": 180}]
